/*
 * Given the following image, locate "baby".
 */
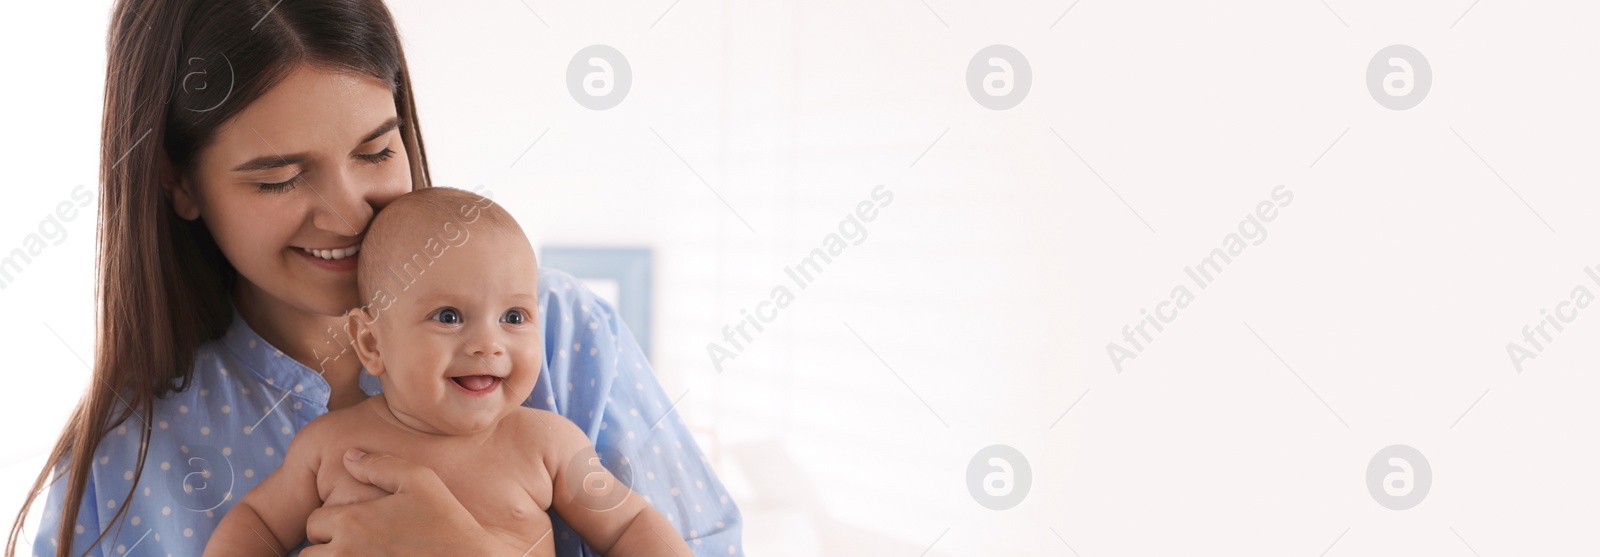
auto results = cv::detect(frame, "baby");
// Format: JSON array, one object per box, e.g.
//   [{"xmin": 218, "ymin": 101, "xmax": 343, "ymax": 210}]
[{"xmin": 203, "ymin": 187, "xmax": 690, "ymax": 556}]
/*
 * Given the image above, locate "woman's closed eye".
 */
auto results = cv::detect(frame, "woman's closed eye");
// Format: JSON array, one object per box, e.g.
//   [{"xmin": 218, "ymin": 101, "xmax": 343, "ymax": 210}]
[
  {"xmin": 356, "ymin": 147, "xmax": 395, "ymax": 164},
  {"xmin": 256, "ymin": 173, "xmax": 301, "ymax": 194},
  {"xmin": 250, "ymin": 138, "xmax": 394, "ymax": 193}
]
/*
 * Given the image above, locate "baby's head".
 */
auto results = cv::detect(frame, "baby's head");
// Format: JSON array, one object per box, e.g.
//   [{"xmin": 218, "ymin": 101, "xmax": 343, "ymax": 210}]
[{"xmin": 346, "ymin": 187, "xmax": 542, "ymax": 436}]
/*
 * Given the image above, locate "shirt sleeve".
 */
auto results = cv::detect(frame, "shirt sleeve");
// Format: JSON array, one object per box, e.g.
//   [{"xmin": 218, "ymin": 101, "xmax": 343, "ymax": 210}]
[
  {"xmin": 31, "ymin": 456, "xmax": 108, "ymax": 557},
  {"xmin": 30, "ymin": 415, "xmax": 223, "ymax": 557},
  {"xmin": 531, "ymin": 269, "xmax": 745, "ymax": 557}
]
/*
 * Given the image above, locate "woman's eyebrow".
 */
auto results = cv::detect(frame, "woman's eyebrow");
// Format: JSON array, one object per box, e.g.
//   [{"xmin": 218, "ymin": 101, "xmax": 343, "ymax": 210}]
[
  {"xmin": 359, "ymin": 117, "xmax": 400, "ymax": 145},
  {"xmin": 233, "ymin": 154, "xmax": 307, "ymax": 172}
]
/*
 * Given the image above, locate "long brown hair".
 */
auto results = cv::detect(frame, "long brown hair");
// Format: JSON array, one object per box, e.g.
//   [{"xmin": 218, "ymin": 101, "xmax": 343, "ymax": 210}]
[{"xmin": 6, "ymin": 1, "xmax": 430, "ymax": 555}]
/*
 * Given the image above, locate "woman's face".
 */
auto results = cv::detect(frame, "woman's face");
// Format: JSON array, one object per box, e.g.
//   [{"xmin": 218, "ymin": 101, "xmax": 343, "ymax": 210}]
[{"xmin": 172, "ymin": 63, "xmax": 413, "ymax": 317}]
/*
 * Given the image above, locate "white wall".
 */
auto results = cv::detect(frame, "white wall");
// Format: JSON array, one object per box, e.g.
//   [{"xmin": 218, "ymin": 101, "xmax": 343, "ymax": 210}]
[{"xmin": 5, "ymin": 1, "xmax": 1600, "ymax": 555}]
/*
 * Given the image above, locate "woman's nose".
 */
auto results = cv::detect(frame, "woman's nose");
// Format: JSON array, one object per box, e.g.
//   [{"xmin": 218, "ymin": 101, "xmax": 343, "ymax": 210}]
[{"xmin": 309, "ymin": 168, "xmax": 379, "ymax": 236}]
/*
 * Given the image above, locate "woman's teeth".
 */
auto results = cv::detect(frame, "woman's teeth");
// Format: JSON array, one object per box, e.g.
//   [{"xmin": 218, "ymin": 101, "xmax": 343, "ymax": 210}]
[{"xmin": 301, "ymin": 244, "xmax": 361, "ymax": 260}]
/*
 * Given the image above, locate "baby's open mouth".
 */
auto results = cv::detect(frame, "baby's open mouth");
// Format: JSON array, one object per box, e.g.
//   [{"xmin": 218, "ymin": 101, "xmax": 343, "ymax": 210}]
[{"xmin": 450, "ymin": 375, "xmax": 502, "ymax": 392}]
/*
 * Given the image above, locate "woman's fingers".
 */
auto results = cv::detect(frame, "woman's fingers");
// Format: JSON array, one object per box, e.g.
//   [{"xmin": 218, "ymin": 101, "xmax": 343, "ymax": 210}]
[
  {"xmin": 304, "ymin": 502, "xmax": 347, "ymax": 545},
  {"xmin": 301, "ymin": 450, "xmax": 511, "ymax": 556},
  {"xmin": 342, "ymin": 447, "xmax": 438, "ymax": 495},
  {"xmin": 296, "ymin": 539, "xmax": 371, "ymax": 557},
  {"xmin": 322, "ymin": 475, "xmax": 392, "ymax": 507}
]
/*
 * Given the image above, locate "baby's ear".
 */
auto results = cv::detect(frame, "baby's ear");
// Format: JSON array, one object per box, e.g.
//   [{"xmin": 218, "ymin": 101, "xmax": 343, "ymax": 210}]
[{"xmin": 346, "ymin": 307, "xmax": 386, "ymax": 377}]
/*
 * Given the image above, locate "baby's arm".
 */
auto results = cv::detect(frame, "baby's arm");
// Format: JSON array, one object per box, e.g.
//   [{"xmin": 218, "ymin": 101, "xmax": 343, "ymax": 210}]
[
  {"xmin": 539, "ymin": 409, "xmax": 692, "ymax": 556},
  {"xmin": 202, "ymin": 420, "xmax": 329, "ymax": 557}
]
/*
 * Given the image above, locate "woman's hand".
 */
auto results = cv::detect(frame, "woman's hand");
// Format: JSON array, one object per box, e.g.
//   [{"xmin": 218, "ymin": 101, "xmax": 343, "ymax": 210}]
[{"xmin": 298, "ymin": 448, "xmax": 525, "ymax": 557}]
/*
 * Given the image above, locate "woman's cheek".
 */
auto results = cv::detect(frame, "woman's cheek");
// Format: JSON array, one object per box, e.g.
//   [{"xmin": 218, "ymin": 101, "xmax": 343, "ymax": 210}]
[
  {"xmin": 382, "ymin": 150, "xmax": 414, "ymax": 193},
  {"xmin": 210, "ymin": 197, "xmax": 294, "ymax": 277}
]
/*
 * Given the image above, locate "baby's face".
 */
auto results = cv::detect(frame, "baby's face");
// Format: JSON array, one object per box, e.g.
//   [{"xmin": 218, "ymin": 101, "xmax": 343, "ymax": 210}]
[{"xmin": 362, "ymin": 227, "xmax": 542, "ymax": 436}]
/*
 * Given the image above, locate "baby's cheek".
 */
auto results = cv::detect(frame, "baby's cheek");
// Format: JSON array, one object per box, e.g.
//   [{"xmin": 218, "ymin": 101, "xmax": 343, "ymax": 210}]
[{"xmin": 508, "ymin": 374, "xmax": 536, "ymax": 402}]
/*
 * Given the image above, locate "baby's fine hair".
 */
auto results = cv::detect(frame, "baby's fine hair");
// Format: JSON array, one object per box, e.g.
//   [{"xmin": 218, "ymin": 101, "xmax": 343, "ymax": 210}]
[{"xmin": 355, "ymin": 187, "xmax": 523, "ymax": 300}]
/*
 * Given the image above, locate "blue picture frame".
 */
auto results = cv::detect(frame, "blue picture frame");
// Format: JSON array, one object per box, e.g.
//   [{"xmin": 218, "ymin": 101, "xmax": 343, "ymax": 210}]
[{"xmin": 539, "ymin": 247, "xmax": 654, "ymax": 360}]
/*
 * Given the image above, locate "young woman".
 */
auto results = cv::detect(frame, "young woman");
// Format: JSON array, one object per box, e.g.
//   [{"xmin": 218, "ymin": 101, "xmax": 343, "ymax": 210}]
[{"xmin": 5, "ymin": 1, "xmax": 742, "ymax": 556}]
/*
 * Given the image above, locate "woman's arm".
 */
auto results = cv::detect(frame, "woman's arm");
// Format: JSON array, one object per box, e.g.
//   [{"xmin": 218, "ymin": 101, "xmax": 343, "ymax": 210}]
[{"xmin": 533, "ymin": 269, "xmax": 745, "ymax": 556}]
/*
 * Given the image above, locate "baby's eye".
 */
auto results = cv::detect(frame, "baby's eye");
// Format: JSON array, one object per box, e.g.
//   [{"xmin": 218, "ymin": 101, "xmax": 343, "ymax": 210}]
[
  {"xmin": 501, "ymin": 309, "xmax": 527, "ymax": 325},
  {"xmin": 432, "ymin": 308, "xmax": 462, "ymax": 325}
]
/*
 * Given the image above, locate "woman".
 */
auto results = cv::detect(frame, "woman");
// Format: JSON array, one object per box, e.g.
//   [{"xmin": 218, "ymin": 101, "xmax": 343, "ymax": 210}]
[{"xmin": 5, "ymin": 1, "xmax": 742, "ymax": 555}]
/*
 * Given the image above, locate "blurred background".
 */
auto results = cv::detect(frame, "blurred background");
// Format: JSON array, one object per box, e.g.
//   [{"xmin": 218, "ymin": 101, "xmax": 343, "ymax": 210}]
[{"xmin": 4, "ymin": 1, "xmax": 1600, "ymax": 555}]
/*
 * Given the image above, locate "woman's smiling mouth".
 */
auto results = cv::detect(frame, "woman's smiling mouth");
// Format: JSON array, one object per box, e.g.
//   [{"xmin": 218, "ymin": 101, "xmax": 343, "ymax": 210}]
[
  {"xmin": 293, "ymin": 243, "xmax": 360, "ymax": 272},
  {"xmin": 300, "ymin": 243, "xmax": 361, "ymax": 259}
]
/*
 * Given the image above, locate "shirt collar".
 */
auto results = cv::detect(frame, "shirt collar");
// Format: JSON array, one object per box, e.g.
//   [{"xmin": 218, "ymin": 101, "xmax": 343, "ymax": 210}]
[{"xmin": 219, "ymin": 306, "xmax": 384, "ymax": 403}]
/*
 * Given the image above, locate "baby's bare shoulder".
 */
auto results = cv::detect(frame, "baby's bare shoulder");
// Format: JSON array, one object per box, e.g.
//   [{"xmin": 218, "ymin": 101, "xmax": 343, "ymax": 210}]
[
  {"xmin": 294, "ymin": 400, "xmax": 397, "ymax": 498},
  {"xmin": 300, "ymin": 399, "xmax": 380, "ymax": 439},
  {"xmin": 504, "ymin": 407, "xmax": 586, "ymax": 440},
  {"xmin": 290, "ymin": 399, "xmax": 385, "ymax": 466},
  {"xmin": 500, "ymin": 408, "xmax": 591, "ymax": 470}
]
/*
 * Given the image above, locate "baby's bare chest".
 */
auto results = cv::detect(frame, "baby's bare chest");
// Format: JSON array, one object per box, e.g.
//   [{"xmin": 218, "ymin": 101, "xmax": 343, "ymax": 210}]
[{"xmin": 314, "ymin": 437, "xmax": 557, "ymax": 551}]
